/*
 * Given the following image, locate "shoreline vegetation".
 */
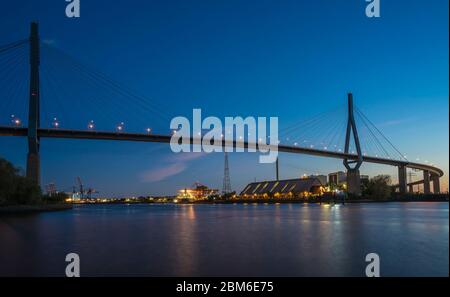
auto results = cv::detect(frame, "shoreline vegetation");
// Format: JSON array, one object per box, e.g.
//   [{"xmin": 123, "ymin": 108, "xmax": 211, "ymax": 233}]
[{"xmin": 1, "ymin": 157, "xmax": 72, "ymax": 215}]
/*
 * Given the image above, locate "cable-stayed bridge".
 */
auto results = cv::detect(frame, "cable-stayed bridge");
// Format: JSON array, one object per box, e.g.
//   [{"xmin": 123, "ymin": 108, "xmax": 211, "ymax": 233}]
[{"xmin": 0, "ymin": 23, "xmax": 443, "ymax": 195}]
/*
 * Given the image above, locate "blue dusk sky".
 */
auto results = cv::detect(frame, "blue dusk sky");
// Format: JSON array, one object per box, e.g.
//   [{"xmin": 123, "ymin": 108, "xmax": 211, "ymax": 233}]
[{"xmin": 0, "ymin": 0, "xmax": 448, "ymax": 196}]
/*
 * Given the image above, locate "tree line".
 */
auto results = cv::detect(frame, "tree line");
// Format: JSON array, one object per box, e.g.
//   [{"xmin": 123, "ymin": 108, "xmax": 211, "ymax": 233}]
[{"xmin": 0, "ymin": 157, "xmax": 67, "ymax": 206}]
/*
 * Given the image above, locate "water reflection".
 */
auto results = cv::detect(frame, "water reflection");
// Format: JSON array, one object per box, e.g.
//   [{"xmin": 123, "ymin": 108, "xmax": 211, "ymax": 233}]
[
  {"xmin": 0, "ymin": 202, "xmax": 448, "ymax": 276},
  {"xmin": 170, "ymin": 205, "xmax": 198, "ymax": 276}
]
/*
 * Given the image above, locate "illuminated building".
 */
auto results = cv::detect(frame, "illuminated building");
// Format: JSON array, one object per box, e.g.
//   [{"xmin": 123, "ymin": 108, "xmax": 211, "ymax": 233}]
[
  {"xmin": 177, "ymin": 183, "xmax": 219, "ymax": 201},
  {"xmin": 328, "ymin": 172, "xmax": 369, "ymax": 188},
  {"xmin": 239, "ymin": 178, "xmax": 324, "ymax": 199},
  {"xmin": 306, "ymin": 174, "xmax": 327, "ymax": 185},
  {"xmin": 328, "ymin": 171, "xmax": 347, "ymax": 185}
]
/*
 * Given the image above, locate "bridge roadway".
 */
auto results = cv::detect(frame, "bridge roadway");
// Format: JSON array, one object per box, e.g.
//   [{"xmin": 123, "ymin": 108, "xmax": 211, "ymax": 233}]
[{"xmin": 0, "ymin": 126, "xmax": 443, "ymax": 181}]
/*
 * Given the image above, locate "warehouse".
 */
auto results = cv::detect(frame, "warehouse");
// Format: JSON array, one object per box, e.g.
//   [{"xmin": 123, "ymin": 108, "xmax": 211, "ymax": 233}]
[{"xmin": 240, "ymin": 178, "xmax": 324, "ymax": 199}]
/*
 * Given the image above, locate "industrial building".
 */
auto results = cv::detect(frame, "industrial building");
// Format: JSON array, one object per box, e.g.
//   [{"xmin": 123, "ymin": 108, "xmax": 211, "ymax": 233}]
[
  {"xmin": 177, "ymin": 183, "xmax": 219, "ymax": 201},
  {"xmin": 360, "ymin": 175, "xmax": 369, "ymax": 184},
  {"xmin": 306, "ymin": 174, "xmax": 327, "ymax": 185},
  {"xmin": 240, "ymin": 178, "xmax": 324, "ymax": 199},
  {"xmin": 328, "ymin": 171, "xmax": 347, "ymax": 185},
  {"xmin": 328, "ymin": 171, "xmax": 369, "ymax": 186}
]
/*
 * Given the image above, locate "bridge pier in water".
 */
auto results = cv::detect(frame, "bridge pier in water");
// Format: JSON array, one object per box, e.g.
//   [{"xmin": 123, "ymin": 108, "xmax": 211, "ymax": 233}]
[
  {"xmin": 398, "ymin": 165, "xmax": 407, "ymax": 194},
  {"xmin": 431, "ymin": 174, "xmax": 440, "ymax": 194},
  {"xmin": 423, "ymin": 170, "xmax": 431, "ymax": 194},
  {"xmin": 346, "ymin": 168, "xmax": 361, "ymax": 196}
]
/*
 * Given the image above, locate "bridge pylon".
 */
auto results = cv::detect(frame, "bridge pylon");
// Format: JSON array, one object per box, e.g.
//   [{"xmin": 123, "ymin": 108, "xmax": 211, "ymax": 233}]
[
  {"xmin": 423, "ymin": 170, "xmax": 431, "ymax": 194},
  {"xmin": 398, "ymin": 165, "xmax": 407, "ymax": 194},
  {"xmin": 343, "ymin": 93, "xmax": 363, "ymax": 195},
  {"xmin": 431, "ymin": 174, "xmax": 440, "ymax": 194},
  {"xmin": 26, "ymin": 22, "xmax": 41, "ymax": 185}
]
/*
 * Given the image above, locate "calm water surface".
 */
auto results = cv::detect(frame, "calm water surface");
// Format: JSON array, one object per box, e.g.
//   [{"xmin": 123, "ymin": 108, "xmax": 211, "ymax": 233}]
[{"xmin": 0, "ymin": 202, "xmax": 448, "ymax": 276}]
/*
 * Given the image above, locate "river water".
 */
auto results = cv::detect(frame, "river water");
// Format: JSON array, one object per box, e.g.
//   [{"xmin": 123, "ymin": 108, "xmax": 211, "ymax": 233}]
[{"xmin": 0, "ymin": 202, "xmax": 448, "ymax": 276}]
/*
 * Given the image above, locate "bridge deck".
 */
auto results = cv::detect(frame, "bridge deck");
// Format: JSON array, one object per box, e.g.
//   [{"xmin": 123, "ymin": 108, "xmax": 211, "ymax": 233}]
[{"xmin": 0, "ymin": 126, "xmax": 443, "ymax": 178}]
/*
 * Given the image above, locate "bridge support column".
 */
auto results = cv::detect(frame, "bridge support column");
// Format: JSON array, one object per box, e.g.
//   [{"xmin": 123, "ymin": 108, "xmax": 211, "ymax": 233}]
[
  {"xmin": 346, "ymin": 169, "xmax": 361, "ymax": 196},
  {"xmin": 431, "ymin": 174, "xmax": 440, "ymax": 194},
  {"xmin": 398, "ymin": 165, "xmax": 407, "ymax": 194},
  {"xmin": 408, "ymin": 184, "xmax": 413, "ymax": 193},
  {"xmin": 343, "ymin": 93, "xmax": 363, "ymax": 196},
  {"xmin": 26, "ymin": 22, "xmax": 41, "ymax": 185},
  {"xmin": 26, "ymin": 153, "xmax": 40, "ymax": 184},
  {"xmin": 275, "ymin": 157, "xmax": 279, "ymax": 181},
  {"xmin": 423, "ymin": 170, "xmax": 430, "ymax": 194}
]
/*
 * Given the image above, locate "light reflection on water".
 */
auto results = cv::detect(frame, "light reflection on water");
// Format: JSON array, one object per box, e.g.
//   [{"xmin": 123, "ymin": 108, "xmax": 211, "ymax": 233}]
[{"xmin": 0, "ymin": 202, "xmax": 448, "ymax": 276}]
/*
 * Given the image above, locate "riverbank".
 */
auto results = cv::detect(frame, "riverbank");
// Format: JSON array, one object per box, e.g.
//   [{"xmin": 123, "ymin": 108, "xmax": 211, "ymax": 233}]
[
  {"xmin": 67, "ymin": 194, "xmax": 449, "ymax": 206},
  {"xmin": 197, "ymin": 197, "xmax": 449, "ymax": 204},
  {"xmin": 0, "ymin": 203, "xmax": 73, "ymax": 215}
]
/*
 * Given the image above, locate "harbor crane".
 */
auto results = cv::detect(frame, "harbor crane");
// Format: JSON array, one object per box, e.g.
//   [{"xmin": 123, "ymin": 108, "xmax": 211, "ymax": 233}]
[{"xmin": 75, "ymin": 176, "xmax": 99, "ymax": 199}]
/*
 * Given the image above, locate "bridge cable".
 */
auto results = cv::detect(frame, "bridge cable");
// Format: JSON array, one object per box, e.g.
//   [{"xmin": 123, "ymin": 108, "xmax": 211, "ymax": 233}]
[
  {"xmin": 0, "ymin": 39, "xmax": 28, "ymax": 55},
  {"xmin": 281, "ymin": 106, "xmax": 344, "ymax": 147},
  {"xmin": 43, "ymin": 53, "xmax": 159, "ymax": 131},
  {"xmin": 41, "ymin": 44, "xmax": 174, "ymax": 124},
  {"xmin": 40, "ymin": 44, "xmax": 169, "ymax": 131},
  {"xmin": 355, "ymin": 111, "xmax": 391, "ymax": 158},
  {"xmin": 40, "ymin": 47, "xmax": 124, "ymax": 129},
  {"xmin": 0, "ymin": 44, "xmax": 28, "ymax": 123},
  {"xmin": 355, "ymin": 107, "xmax": 407, "ymax": 161}
]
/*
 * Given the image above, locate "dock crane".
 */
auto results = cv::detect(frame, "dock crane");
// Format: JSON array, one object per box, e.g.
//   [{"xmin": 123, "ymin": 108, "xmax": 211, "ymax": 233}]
[{"xmin": 76, "ymin": 177, "xmax": 99, "ymax": 199}]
